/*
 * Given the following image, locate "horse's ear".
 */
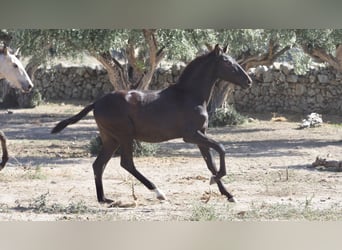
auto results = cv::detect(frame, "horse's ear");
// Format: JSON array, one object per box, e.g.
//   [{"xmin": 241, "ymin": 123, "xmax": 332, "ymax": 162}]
[
  {"xmin": 14, "ymin": 48, "xmax": 20, "ymax": 58},
  {"xmin": 223, "ymin": 45, "xmax": 228, "ymax": 53},
  {"xmin": 214, "ymin": 44, "xmax": 221, "ymax": 55}
]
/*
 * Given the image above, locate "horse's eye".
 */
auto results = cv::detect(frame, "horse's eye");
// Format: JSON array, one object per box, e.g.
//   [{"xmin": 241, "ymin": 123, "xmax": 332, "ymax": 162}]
[
  {"xmin": 223, "ymin": 58, "xmax": 231, "ymax": 65},
  {"xmin": 222, "ymin": 56, "xmax": 230, "ymax": 63},
  {"xmin": 13, "ymin": 63, "xmax": 18, "ymax": 68}
]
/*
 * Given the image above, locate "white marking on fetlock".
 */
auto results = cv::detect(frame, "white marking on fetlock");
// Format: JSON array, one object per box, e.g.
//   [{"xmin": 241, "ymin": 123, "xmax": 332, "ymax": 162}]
[
  {"xmin": 153, "ymin": 188, "xmax": 166, "ymax": 200},
  {"xmin": 228, "ymin": 197, "xmax": 237, "ymax": 203}
]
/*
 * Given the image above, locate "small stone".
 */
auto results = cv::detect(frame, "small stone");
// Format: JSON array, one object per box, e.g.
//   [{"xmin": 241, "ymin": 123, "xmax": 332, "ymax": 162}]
[{"xmin": 317, "ymin": 74, "xmax": 329, "ymax": 83}]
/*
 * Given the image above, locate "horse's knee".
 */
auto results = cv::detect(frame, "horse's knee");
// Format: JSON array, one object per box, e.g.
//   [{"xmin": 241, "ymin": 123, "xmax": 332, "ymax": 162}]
[
  {"xmin": 120, "ymin": 158, "xmax": 128, "ymax": 168},
  {"xmin": 92, "ymin": 160, "xmax": 105, "ymax": 179}
]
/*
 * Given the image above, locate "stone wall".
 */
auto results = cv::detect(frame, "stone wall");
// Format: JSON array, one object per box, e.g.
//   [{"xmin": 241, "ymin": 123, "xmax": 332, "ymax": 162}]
[
  {"xmin": 27, "ymin": 62, "xmax": 342, "ymax": 115},
  {"xmin": 34, "ymin": 65, "xmax": 114, "ymax": 101},
  {"xmin": 33, "ymin": 62, "xmax": 186, "ymax": 101},
  {"xmin": 233, "ymin": 64, "xmax": 342, "ymax": 114}
]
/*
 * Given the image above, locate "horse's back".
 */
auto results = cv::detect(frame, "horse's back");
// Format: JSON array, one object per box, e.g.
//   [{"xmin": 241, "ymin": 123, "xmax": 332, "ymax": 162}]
[{"xmin": 92, "ymin": 88, "xmax": 190, "ymax": 142}]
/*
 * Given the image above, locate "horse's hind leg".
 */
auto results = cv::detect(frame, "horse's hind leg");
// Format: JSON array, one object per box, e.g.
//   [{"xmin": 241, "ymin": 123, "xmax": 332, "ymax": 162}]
[
  {"xmin": 92, "ymin": 138, "xmax": 119, "ymax": 203},
  {"xmin": 120, "ymin": 140, "xmax": 166, "ymax": 200},
  {"xmin": 198, "ymin": 146, "xmax": 235, "ymax": 202},
  {"xmin": 0, "ymin": 131, "xmax": 9, "ymax": 170}
]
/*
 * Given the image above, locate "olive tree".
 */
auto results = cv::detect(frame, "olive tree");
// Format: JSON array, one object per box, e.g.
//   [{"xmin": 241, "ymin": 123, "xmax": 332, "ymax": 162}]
[
  {"xmin": 295, "ymin": 29, "xmax": 342, "ymax": 72},
  {"xmin": 3, "ymin": 29, "xmax": 342, "ymax": 111},
  {"xmin": 10, "ymin": 29, "xmax": 159, "ymax": 90}
]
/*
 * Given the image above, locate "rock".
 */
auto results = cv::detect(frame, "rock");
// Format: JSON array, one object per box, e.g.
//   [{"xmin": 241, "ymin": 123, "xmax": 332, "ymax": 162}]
[
  {"xmin": 299, "ymin": 113, "xmax": 323, "ymax": 129},
  {"xmin": 317, "ymin": 74, "xmax": 329, "ymax": 84},
  {"xmin": 279, "ymin": 73, "xmax": 286, "ymax": 82},
  {"xmin": 279, "ymin": 63, "xmax": 292, "ymax": 75},
  {"xmin": 287, "ymin": 74, "xmax": 298, "ymax": 83},
  {"xmin": 263, "ymin": 71, "xmax": 273, "ymax": 82},
  {"xmin": 295, "ymin": 84, "xmax": 305, "ymax": 95}
]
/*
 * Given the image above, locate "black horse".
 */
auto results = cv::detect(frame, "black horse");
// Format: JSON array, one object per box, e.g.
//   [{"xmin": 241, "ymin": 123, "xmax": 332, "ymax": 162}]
[{"xmin": 51, "ymin": 44, "xmax": 252, "ymax": 203}]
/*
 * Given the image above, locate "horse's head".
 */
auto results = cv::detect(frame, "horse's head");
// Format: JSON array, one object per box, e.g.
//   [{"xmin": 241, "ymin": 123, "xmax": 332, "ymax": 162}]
[
  {"xmin": 213, "ymin": 44, "xmax": 252, "ymax": 89},
  {"xmin": 0, "ymin": 47, "xmax": 33, "ymax": 92}
]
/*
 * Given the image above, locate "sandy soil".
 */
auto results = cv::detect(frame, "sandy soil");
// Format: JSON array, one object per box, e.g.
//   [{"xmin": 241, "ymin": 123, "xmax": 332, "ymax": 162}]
[{"xmin": 1, "ymin": 103, "xmax": 342, "ymax": 221}]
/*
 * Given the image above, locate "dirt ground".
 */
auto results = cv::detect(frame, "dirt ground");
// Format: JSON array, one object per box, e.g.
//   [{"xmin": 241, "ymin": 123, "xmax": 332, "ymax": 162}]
[{"xmin": 1, "ymin": 102, "xmax": 342, "ymax": 221}]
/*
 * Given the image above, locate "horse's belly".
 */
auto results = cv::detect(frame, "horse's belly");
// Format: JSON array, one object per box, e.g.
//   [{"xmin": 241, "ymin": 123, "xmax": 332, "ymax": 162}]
[{"xmin": 134, "ymin": 122, "xmax": 182, "ymax": 143}]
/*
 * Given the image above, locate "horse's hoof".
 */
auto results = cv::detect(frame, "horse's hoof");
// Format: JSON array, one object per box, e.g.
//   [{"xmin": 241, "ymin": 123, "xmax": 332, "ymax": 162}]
[
  {"xmin": 209, "ymin": 175, "xmax": 216, "ymax": 185},
  {"xmin": 228, "ymin": 197, "xmax": 237, "ymax": 203},
  {"xmin": 154, "ymin": 188, "xmax": 167, "ymax": 200},
  {"xmin": 99, "ymin": 198, "xmax": 114, "ymax": 204}
]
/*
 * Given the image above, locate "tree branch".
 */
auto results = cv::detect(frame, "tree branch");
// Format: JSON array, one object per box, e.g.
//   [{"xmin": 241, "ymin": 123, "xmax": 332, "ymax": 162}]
[
  {"xmin": 136, "ymin": 29, "xmax": 165, "ymax": 90},
  {"xmin": 302, "ymin": 44, "xmax": 342, "ymax": 71},
  {"xmin": 240, "ymin": 44, "xmax": 291, "ymax": 70},
  {"xmin": 94, "ymin": 51, "xmax": 129, "ymax": 90}
]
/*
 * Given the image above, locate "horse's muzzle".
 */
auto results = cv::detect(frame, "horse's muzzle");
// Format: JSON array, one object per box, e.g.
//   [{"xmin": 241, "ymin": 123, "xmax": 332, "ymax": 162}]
[{"xmin": 22, "ymin": 82, "xmax": 34, "ymax": 92}]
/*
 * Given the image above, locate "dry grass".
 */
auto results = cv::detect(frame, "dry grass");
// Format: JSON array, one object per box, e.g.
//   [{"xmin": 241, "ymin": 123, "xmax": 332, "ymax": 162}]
[{"xmin": 1, "ymin": 103, "xmax": 342, "ymax": 221}]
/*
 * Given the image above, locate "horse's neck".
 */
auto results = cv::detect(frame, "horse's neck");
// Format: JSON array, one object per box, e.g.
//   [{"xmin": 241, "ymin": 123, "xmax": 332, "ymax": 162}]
[{"xmin": 176, "ymin": 63, "xmax": 217, "ymax": 103}]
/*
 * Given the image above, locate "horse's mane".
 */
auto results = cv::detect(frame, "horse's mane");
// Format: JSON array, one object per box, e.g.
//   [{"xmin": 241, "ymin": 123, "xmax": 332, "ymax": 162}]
[{"xmin": 175, "ymin": 50, "xmax": 215, "ymax": 86}]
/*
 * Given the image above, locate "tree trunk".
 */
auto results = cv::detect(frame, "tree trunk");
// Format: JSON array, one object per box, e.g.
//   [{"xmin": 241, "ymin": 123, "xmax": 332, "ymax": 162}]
[
  {"xmin": 302, "ymin": 44, "xmax": 342, "ymax": 72},
  {"xmin": 93, "ymin": 29, "xmax": 165, "ymax": 92},
  {"xmin": 312, "ymin": 156, "xmax": 342, "ymax": 171},
  {"xmin": 208, "ymin": 81, "xmax": 234, "ymax": 115},
  {"xmin": 94, "ymin": 51, "xmax": 129, "ymax": 90},
  {"xmin": 238, "ymin": 40, "xmax": 291, "ymax": 69},
  {"xmin": 336, "ymin": 44, "xmax": 342, "ymax": 68},
  {"xmin": 136, "ymin": 29, "xmax": 165, "ymax": 90}
]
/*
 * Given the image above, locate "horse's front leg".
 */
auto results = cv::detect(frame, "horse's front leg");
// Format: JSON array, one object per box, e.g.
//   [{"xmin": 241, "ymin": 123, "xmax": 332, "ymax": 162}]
[
  {"xmin": 183, "ymin": 130, "xmax": 234, "ymax": 198},
  {"xmin": 198, "ymin": 145, "xmax": 236, "ymax": 202},
  {"xmin": 184, "ymin": 130, "xmax": 226, "ymax": 177}
]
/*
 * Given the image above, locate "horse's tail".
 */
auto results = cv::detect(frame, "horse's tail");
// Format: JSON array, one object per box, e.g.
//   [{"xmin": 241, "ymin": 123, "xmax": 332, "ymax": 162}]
[
  {"xmin": 51, "ymin": 103, "xmax": 95, "ymax": 134},
  {"xmin": 0, "ymin": 131, "xmax": 8, "ymax": 170}
]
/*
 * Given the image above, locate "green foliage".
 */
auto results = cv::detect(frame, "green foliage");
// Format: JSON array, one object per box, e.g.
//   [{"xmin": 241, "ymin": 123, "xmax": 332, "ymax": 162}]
[
  {"xmin": 157, "ymin": 29, "xmax": 215, "ymax": 61},
  {"xmin": 288, "ymin": 48, "xmax": 313, "ymax": 75},
  {"xmin": 235, "ymin": 200, "xmax": 342, "ymax": 221},
  {"xmin": 132, "ymin": 140, "xmax": 158, "ymax": 157},
  {"xmin": 10, "ymin": 29, "xmax": 128, "ymax": 59},
  {"xmin": 190, "ymin": 204, "xmax": 218, "ymax": 221},
  {"xmin": 216, "ymin": 29, "xmax": 296, "ymax": 57},
  {"xmin": 295, "ymin": 29, "xmax": 342, "ymax": 53},
  {"xmin": 5, "ymin": 28, "xmax": 342, "ymax": 76},
  {"xmin": 1, "ymin": 88, "xmax": 41, "ymax": 109},
  {"xmin": 24, "ymin": 192, "xmax": 97, "ymax": 214},
  {"xmin": 89, "ymin": 135, "xmax": 158, "ymax": 157},
  {"xmin": 18, "ymin": 88, "xmax": 42, "ymax": 108},
  {"xmin": 89, "ymin": 135, "xmax": 103, "ymax": 155},
  {"xmin": 209, "ymin": 105, "xmax": 247, "ymax": 127},
  {"xmin": 23, "ymin": 165, "xmax": 46, "ymax": 180}
]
